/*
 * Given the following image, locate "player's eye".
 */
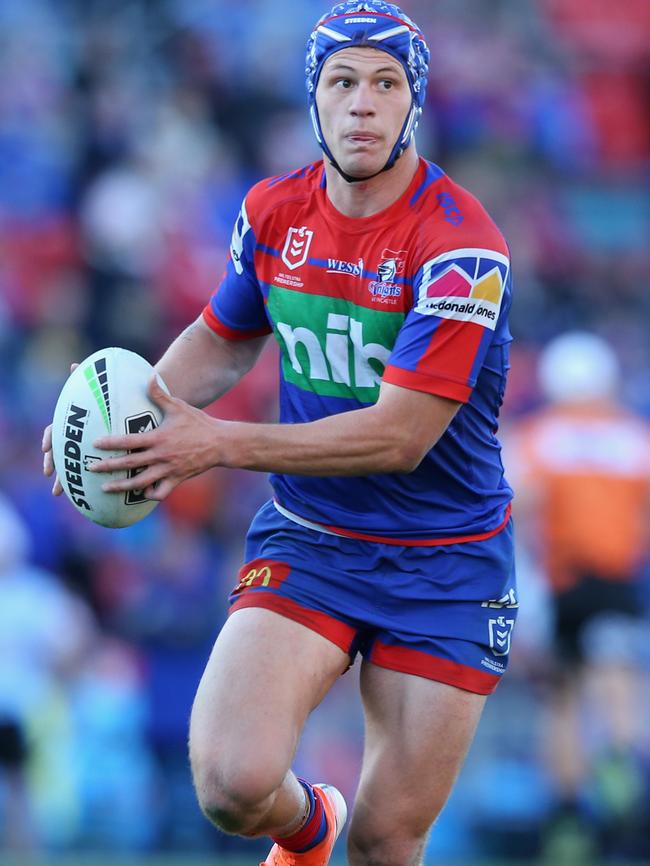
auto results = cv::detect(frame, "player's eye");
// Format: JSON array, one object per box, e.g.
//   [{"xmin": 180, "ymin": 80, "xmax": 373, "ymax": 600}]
[
  {"xmin": 379, "ymin": 79, "xmax": 395, "ymax": 90},
  {"xmin": 335, "ymin": 78, "xmax": 353, "ymax": 89}
]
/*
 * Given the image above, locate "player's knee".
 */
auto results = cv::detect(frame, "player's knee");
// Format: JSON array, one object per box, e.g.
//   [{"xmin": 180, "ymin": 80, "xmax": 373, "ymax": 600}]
[
  {"xmin": 191, "ymin": 756, "xmax": 283, "ymax": 835},
  {"xmin": 194, "ymin": 772, "xmax": 279, "ymax": 835},
  {"xmin": 189, "ymin": 710, "xmax": 295, "ymax": 834}
]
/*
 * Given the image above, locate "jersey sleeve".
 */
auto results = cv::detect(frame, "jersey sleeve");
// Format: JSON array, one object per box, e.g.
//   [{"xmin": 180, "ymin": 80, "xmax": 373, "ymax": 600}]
[
  {"xmin": 383, "ymin": 248, "xmax": 512, "ymax": 402},
  {"xmin": 202, "ymin": 196, "xmax": 273, "ymax": 341}
]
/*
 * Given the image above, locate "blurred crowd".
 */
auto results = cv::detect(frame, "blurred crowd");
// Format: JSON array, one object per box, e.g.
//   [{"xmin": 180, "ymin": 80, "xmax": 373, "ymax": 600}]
[{"xmin": 1, "ymin": 0, "xmax": 650, "ymax": 862}]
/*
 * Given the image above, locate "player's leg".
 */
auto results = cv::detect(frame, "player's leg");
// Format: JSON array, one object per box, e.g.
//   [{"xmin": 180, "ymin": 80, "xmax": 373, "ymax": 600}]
[
  {"xmin": 189, "ymin": 607, "xmax": 350, "ymax": 838},
  {"xmin": 343, "ymin": 521, "xmax": 516, "ymax": 865},
  {"xmin": 347, "ymin": 663, "xmax": 486, "ymax": 866}
]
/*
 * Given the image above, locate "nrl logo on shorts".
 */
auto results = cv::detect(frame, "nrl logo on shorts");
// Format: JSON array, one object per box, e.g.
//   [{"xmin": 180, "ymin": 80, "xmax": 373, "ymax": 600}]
[
  {"xmin": 282, "ymin": 226, "xmax": 314, "ymax": 271},
  {"xmin": 488, "ymin": 615, "xmax": 515, "ymax": 656}
]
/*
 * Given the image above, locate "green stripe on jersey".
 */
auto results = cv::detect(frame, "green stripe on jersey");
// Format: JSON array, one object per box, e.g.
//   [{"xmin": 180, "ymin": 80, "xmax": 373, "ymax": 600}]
[{"xmin": 267, "ymin": 285, "xmax": 405, "ymax": 402}]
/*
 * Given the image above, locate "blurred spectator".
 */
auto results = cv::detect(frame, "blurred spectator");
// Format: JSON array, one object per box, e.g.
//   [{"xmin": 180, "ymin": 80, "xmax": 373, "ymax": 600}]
[
  {"xmin": 0, "ymin": 493, "xmax": 95, "ymax": 852},
  {"xmin": 506, "ymin": 332, "xmax": 650, "ymax": 861},
  {"xmin": 67, "ymin": 636, "xmax": 159, "ymax": 851}
]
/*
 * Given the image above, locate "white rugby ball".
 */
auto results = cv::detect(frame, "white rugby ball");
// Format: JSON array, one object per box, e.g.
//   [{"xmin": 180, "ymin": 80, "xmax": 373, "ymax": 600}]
[{"xmin": 52, "ymin": 347, "xmax": 168, "ymax": 528}]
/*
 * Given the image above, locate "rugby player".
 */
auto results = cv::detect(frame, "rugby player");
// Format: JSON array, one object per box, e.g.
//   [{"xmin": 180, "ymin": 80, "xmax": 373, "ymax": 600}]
[{"xmin": 44, "ymin": 3, "xmax": 517, "ymax": 864}]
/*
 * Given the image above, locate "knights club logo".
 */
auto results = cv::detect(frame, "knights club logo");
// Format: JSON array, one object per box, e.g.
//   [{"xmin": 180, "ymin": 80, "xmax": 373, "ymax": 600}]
[
  {"xmin": 369, "ymin": 248, "xmax": 407, "ymax": 301},
  {"xmin": 377, "ymin": 248, "xmax": 406, "ymax": 283},
  {"xmin": 281, "ymin": 226, "xmax": 314, "ymax": 271}
]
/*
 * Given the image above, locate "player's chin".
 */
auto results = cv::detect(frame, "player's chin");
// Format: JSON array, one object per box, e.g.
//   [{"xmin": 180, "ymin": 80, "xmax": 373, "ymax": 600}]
[{"xmin": 337, "ymin": 151, "xmax": 388, "ymax": 180}]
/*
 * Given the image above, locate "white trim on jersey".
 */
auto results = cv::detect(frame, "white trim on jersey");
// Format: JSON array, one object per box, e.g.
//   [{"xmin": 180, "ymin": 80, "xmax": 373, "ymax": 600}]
[{"xmin": 273, "ymin": 500, "xmax": 341, "ymax": 536}]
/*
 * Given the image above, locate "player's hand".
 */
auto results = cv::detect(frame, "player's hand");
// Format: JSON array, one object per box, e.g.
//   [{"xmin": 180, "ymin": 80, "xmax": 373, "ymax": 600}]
[
  {"xmin": 42, "ymin": 362, "xmax": 79, "ymax": 495},
  {"xmin": 88, "ymin": 375, "xmax": 226, "ymax": 501}
]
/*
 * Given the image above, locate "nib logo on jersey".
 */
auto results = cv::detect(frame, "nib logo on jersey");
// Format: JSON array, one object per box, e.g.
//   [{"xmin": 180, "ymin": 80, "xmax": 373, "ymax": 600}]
[
  {"xmin": 369, "ymin": 249, "xmax": 406, "ymax": 304},
  {"xmin": 416, "ymin": 249, "xmax": 509, "ymax": 330},
  {"xmin": 267, "ymin": 285, "xmax": 404, "ymax": 401}
]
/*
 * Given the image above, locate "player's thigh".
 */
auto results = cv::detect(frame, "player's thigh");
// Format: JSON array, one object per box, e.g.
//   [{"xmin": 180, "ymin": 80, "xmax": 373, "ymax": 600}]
[
  {"xmin": 189, "ymin": 607, "xmax": 350, "ymax": 797},
  {"xmin": 351, "ymin": 662, "xmax": 486, "ymax": 842}
]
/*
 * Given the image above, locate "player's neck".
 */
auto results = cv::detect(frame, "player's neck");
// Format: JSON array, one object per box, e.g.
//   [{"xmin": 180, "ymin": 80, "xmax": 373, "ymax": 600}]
[{"xmin": 323, "ymin": 147, "xmax": 419, "ymax": 219}]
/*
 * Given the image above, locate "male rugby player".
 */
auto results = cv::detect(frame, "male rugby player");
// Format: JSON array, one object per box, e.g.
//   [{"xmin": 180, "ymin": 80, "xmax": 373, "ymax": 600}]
[{"xmin": 44, "ymin": 3, "xmax": 517, "ymax": 864}]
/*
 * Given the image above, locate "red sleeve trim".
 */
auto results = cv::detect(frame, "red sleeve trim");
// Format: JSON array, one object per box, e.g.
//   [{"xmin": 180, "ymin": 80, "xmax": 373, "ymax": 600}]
[
  {"xmin": 228, "ymin": 591, "xmax": 357, "ymax": 655},
  {"xmin": 202, "ymin": 305, "xmax": 272, "ymax": 341},
  {"xmin": 370, "ymin": 641, "xmax": 502, "ymax": 695},
  {"xmin": 382, "ymin": 365, "xmax": 472, "ymax": 403}
]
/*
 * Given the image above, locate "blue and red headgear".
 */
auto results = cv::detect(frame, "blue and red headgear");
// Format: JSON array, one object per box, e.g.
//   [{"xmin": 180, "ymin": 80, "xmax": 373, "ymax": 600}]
[{"xmin": 306, "ymin": 1, "xmax": 430, "ymax": 183}]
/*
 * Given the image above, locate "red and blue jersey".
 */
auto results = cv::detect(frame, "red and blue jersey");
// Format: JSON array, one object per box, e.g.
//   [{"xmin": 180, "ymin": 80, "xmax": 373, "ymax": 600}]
[{"xmin": 203, "ymin": 157, "xmax": 513, "ymax": 544}]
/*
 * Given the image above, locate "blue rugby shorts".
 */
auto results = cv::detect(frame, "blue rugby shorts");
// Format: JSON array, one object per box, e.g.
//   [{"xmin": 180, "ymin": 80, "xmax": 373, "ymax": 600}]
[{"xmin": 228, "ymin": 501, "xmax": 517, "ymax": 694}]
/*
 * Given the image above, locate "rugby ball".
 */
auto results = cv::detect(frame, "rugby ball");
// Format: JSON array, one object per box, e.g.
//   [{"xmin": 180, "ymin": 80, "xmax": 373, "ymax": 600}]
[{"xmin": 51, "ymin": 347, "xmax": 168, "ymax": 528}]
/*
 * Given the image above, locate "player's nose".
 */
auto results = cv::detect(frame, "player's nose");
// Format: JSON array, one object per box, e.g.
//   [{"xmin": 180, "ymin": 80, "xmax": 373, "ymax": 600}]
[{"xmin": 349, "ymin": 81, "xmax": 376, "ymax": 115}]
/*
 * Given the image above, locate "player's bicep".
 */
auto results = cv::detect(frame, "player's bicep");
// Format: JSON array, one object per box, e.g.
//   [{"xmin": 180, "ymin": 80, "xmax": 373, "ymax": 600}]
[
  {"xmin": 375, "ymin": 380, "xmax": 461, "ymax": 462},
  {"xmin": 154, "ymin": 315, "xmax": 269, "ymax": 406},
  {"xmin": 196, "ymin": 315, "xmax": 269, "ymax": 374}
]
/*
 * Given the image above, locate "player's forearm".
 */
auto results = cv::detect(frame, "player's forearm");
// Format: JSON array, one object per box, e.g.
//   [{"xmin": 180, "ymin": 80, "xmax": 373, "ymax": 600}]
[
  {"xmin": 91, "ymin": 381, "xmax": 459, "ymax": 496},
  {"xmin": 155, "ymin": 317, "xmax": 266, "ymax": 408},
  {"xmin": 219, "ymin": 405, "xmax": 441, "ymax": 476}
]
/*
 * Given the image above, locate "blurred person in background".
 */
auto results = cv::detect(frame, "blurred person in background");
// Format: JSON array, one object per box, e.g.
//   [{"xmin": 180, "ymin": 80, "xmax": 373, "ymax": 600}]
[
  {"xmin": 0, "ymin": 495, "xmax": 35, "ymax": 856},
  {"xmin": 43, "ymin": 2, "xmax": 518, "ymax": 864},
  {"xmin": 0, "ymin": 493, "xmax": 95, "ymax": 853},
  {"xmin": 507, "ymin": 331, "xmax": 650, "ymax": 861}
]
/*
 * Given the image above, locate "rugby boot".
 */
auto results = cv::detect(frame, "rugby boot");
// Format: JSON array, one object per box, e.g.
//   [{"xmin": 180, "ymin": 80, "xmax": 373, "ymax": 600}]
[{"xmin": 260, "ymin": 783, "xmax": 347, "ymax": 866}]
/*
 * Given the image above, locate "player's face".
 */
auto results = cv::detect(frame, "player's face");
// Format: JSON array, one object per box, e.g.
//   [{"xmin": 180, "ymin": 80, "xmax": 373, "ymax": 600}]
[{"xmin": 316, "ymin": 48, "xmax": 411, "ymax": 177}]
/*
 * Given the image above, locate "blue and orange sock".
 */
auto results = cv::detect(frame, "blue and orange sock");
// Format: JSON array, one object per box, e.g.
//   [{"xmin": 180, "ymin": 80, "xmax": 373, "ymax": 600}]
[{"xmin": 271, "ymin": 781, "xmax": 328, "ymax": 853}]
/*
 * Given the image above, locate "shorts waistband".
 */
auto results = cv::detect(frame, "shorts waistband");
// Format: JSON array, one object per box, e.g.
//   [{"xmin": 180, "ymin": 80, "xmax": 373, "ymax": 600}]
[{"xmin": 273, "ymin": 500, "xmax": 512, "ymax": 547}]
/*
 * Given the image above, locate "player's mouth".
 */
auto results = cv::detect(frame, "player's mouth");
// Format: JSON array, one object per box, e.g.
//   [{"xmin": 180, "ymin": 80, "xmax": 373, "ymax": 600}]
[{"xmin": 345, "ymin": 132, "xmax": 379, "ymax": 145}]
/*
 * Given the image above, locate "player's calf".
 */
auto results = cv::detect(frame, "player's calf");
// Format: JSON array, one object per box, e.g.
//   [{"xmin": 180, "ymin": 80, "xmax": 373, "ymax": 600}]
[
  {"xmin": 347, "ymin": 797, "xmax": 437, "ymax": 866},
  {"xmin": 348, "ymin": 828, "xmax": 429, "ymax": 866}
]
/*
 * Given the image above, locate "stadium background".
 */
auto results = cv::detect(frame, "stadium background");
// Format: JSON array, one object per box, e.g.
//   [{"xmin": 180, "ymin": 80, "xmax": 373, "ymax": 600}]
[{"xmin": 1, "ymin": 0, "xmax": 649, "ymax": 863}]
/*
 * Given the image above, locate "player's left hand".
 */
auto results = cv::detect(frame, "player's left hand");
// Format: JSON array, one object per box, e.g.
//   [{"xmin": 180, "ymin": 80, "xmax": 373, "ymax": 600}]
[{"xmin": 89, "ymin": 376, "xmax": 225, "ymax": 501}]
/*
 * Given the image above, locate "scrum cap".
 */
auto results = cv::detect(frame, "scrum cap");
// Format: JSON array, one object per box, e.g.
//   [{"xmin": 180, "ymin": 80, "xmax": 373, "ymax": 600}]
[{"xmin": 305, "ymin": 1, "xmax": 430, "ymax": 182}]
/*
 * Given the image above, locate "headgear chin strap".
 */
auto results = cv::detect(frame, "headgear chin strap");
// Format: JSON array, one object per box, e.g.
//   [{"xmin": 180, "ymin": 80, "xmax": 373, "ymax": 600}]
[{"xmin": 305, "ymin": 2, "xmax": 430, "ymax": 183}]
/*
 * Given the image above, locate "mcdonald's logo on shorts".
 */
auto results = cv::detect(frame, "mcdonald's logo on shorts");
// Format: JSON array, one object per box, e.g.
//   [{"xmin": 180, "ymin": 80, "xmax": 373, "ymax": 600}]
[{"xmin": 231, "ymin": 558, "xmax": 291, "ymax": 597}]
